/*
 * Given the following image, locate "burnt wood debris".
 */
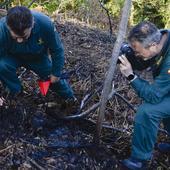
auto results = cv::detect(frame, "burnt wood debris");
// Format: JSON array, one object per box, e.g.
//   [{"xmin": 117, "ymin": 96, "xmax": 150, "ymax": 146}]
[{"xmin": 0, "ymin": 1, "xmax": 169, "ymax": 169}]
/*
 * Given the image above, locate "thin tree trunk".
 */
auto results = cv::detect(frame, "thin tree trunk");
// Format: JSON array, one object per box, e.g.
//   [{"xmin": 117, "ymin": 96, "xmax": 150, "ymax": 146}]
[{"xmin": 94, "ymin": 0, "xmax": 132, "ymax": 143}]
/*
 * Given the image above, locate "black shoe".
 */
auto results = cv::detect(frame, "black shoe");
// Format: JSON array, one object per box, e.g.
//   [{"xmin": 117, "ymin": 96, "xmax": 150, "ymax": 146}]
[
  {"xmin": 46, "ymin": 97, "xmax": 79, "ymax": 118},
  {"xmin": 60, "ymin": 96, "xmax": 78, "ymax": 109},
  {"xmin": 59, "ymin": 96, "xmax": 79, "ymax": 115},
  {"xmin": 121, "ymin": 157, "xmax": 148, "ymax": 170},
  {"xmin": 157, "ymin": 143, "xmax": 170, "ymax": 153}
]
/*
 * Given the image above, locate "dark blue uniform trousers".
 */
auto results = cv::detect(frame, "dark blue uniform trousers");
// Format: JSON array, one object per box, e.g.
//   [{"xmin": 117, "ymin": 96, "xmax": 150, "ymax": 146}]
[
  {"xmin": 131, "ymin": 95, "xmax": 170, "ymax": 160},
  {"xmin": 0, "ymin": 55, "xmax": 73, "ymax": 98}
]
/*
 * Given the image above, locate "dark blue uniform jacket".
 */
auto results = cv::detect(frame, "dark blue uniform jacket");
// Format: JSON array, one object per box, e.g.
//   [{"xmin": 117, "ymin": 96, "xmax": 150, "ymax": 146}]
[
  {"xmin": 131, "ymin": 30, "xmax": 170, "ymax": 104},
  {"xmin": 0, "ymin": 11, "xmax": 64, "ymax": 77}
]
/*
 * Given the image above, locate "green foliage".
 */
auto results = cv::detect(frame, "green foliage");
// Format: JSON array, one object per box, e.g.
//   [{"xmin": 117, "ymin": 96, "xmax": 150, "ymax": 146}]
[
  {"xmin": 102, "ymin": 0, "xmax": 170, "ymax": 28},
  {"xmin": 38, "ymin": 0, "xmax": 59, "ymax": 14},
  {"xmin": 57, "ymin": 0, "xmax": 88, "ymax": 13},
  {"xmin": 132, "ymin": 0, "xmax": 170, "ymax": 28},
  {"xmin": 1, "ymin": 0, "xmax": 169, "ymax": 28},
  {"xmin": 160, "ymin": 1, "xmax": 170, "ymax": 28},
  {"xmin": 104, "ymin": 0, "xmax": 125, "ymax": 18}
]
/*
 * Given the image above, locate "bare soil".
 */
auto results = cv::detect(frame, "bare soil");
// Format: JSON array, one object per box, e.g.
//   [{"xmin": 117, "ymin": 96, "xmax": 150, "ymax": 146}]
[{"xmin": 0, "ymin": 20, "xmax": 169, "ymax": 170}]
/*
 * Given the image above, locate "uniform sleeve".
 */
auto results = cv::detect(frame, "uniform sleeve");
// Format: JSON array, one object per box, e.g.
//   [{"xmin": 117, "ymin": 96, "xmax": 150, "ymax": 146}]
[
  {"xmin": 131, "ymin": 61, "xmax": 170, "ymax": 104},
  {"xmin": 44, "ymin": 20, "xmax": 64, "ymax": 77},
  {"xmin": 0, "ymin": 27, "xmax": 6, "ymax": 57},
  {"xmin": 0, "ymin": 18, "xmax": 9, "ymax": 58}
]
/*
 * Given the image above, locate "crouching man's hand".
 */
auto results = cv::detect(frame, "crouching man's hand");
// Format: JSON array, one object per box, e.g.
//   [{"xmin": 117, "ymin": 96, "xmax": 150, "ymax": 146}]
[
  {"xmin": 50, "ymin": 75, "xmax": 60, "ymax": 83},
  {"xmin": 118, "ymin": 55, "xmax": 133, "ymax": 77}
]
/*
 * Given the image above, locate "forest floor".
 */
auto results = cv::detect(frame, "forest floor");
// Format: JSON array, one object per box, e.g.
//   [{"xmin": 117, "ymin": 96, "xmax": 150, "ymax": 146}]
[{"xmin": 0, "ymin": 19, "xmax": 169, "ymax": 170}]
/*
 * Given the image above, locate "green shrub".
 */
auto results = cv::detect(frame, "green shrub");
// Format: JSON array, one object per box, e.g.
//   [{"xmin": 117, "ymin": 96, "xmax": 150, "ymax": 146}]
[
  {"xmin": 131, "ymin": 0, "xmax": 170, "ymax": 28},
  {"xmin": 3, "ymin": 0, "xmax": 170, "ymax": 28}
]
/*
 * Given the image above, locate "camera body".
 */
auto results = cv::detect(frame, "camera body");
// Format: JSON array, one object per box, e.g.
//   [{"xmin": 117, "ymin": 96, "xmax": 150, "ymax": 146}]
[
  {"xmin": 118, "ymin": 43, "xmax": 135, "ymax": 63},
  {"xmin": 118, "ymin": 43, "xmax": 154, "ymax": 71}
]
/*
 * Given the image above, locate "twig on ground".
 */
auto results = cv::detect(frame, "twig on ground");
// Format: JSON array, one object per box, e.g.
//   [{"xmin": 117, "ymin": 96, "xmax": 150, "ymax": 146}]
[
  {"xmin": 88, "ymin": 119, "xmax": 131, "ymax": 134},
  {"xmin": 64, "ymin": 87, "xmax": 135, "ymax": 120},
  {"xmin": 27, "ymin": 156, "xmax": 46, "ymax": 170},
  {"xmin": 0, "ymin": 144, "xmax": 14, "ymax": 154}
]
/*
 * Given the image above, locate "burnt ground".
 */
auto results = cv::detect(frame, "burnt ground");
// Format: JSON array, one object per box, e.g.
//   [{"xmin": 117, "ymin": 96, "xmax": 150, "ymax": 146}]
[{"xmin": 0, "ymin": 20, "xmax": 169, "ymax": 169}]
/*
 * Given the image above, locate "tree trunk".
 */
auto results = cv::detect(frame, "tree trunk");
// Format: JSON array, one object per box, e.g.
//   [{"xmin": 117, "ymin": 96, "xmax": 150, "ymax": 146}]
[{"xmin": 94, "ymin": 0, "xmax": 132, "ymax": 143}]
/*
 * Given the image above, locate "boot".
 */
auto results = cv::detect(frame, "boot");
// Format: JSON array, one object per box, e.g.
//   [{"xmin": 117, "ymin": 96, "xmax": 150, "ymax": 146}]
[{"xmin": 157, "ymin": 142, "xmax": 170, "ymax": 153}]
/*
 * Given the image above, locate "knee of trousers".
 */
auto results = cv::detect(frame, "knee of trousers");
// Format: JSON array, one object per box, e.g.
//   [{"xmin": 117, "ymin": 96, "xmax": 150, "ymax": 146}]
[
  {"xmin": 0, "ymin": 60, "xmax": 14, "ymax": 74},
  {"xmin": 134, "ymin": 104, "xmax": 158, "ymax": 128}
]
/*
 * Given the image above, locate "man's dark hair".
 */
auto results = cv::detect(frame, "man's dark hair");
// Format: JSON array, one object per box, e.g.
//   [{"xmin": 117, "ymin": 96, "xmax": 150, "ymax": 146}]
[
  {"xmin": 6, "ymin": 6, "xmax": 33, "ymax": 36},
  {"xmin": 128, "ymin": 21, "xmax": 162, "ymax": 48}
]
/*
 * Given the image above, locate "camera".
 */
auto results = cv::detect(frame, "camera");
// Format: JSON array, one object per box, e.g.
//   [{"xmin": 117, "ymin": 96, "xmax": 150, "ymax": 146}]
[
  {"xmin": 118, "ymin": 43, "xmax": 135, "ymax": 63},
  {"xmin": 118, "ymin": 43, "xmax": 155, "ymax": 71}
]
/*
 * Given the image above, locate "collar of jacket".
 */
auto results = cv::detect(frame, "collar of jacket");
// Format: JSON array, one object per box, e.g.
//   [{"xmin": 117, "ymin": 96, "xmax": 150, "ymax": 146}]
[
  {"xmin": 150, "ymin": 29, "xmax": 170, "ymax": 67},
  {"xmin": 151, "ymin": 29, "xmax": 170, "ymax": 77},
  {"xmin": 154, "ymin": 29, "xmax": 170, "ymax": 65},
  {"xmin": 31, "ymin": 16, "xmax": 40, "ymax": 35},
  {"xmin": 159, "ymin": 29, "xmax": 170, "ymax": 57}
]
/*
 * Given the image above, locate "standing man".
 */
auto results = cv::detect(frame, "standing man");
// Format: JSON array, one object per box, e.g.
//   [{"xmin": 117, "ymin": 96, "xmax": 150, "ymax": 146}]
[
  {"xmin": 119, "ymin": 21, "xmax": 170, "ymax": 169},
  {"xmin": 0, "ymin": 6, "xmax": 75, "ymax": 105}
]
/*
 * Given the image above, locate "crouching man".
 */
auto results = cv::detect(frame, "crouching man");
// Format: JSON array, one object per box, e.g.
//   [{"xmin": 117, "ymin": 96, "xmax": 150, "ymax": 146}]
[
  {"xmin": 0, "ymin": 6, "xmax": 76, "ymax": 108},
  {"xmin": 119, "ymin": 21, "xmax": 170, "ymax": 169}
]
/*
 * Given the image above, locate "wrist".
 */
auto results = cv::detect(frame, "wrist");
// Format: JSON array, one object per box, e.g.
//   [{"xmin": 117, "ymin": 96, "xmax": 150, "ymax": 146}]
[{"xmin": 126, "ymin": 73, "xmax": 137, "ymax": 82}]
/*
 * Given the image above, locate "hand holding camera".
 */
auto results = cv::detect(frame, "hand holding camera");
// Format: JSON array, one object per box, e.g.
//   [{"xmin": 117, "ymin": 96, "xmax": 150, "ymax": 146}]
[
  {"xmin": 119, "ymin": 55, "xmax": 133, "ymax": 77},
  {"xmin": 117, "ymin": 43, "xmax": 155, "ymax": 71}
]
